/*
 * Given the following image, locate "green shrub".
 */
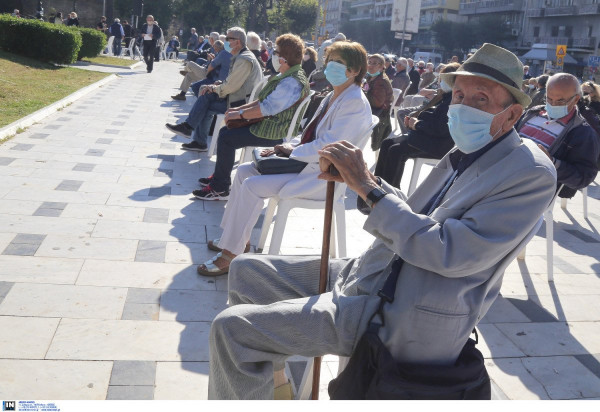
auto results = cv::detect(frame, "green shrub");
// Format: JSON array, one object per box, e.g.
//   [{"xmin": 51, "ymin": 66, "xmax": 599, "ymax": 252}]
[
  {"xmin": 77, "ymin": 28, "xmax": 107, "ymax": 59},
  {"xmin": 0, "ymin": 14, "xmax": 82, "ymax": 64}
]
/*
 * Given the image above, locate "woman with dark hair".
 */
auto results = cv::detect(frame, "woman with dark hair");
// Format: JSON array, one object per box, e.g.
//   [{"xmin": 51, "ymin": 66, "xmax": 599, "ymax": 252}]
[
  {"xmin": 302, "ymin": 46, "xmax": 317, "ymax": 77},
  {"xmin": 196, "ymin": 40, "xmax": 376, "ymax": 277},
  {"xmin": 374, "ymin": 62, "xmax": 460, "ymax": 188}
]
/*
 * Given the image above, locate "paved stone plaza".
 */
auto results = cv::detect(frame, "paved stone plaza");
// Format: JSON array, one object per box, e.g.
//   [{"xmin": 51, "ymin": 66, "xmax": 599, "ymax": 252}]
[{"xmin": 0, "ymin": 60, "xmax": 599, "ymax": 400}]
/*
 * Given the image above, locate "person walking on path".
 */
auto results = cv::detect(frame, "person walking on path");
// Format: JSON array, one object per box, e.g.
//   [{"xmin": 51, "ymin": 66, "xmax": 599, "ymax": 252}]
[{"xmin": 141, "ymin": 15, "xmax": 162, "ymax": 73}]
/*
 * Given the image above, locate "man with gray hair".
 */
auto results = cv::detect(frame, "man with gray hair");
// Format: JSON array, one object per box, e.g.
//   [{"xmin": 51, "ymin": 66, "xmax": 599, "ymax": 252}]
[
  {"xmin": 187, "ymin": 28, "xmax": 198, "ymax": 50},
  {"xmin": 516, "ymin": 72, "xmax": 599, "ymax": 199},
  {"xmin": 166, "ymin": 26, "xmax": 262, "ymax": 151},
  {"xmin": 419, "ymin": 62, "xmax": 435, "ymax": 90},
  {"xmin": 109, "ymin": 18, "xmax": 125, "ymax": 56},
  {"xmin": 391, "ymin": 57, "xmax": 410, "ymax": 105}
]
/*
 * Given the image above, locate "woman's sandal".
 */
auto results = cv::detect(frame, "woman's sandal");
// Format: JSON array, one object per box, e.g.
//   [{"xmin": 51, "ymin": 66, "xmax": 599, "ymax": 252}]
[
  {"xmin": 207, "ymin": 238, "xmax": 250, "ymax": 253},
  {"xmin": 197, "ymin": 252, "xmax": 232, "ymax": 277},
  {"xmin": 274, "ymin": 381, "xmax": 294, "ymax": 400}
]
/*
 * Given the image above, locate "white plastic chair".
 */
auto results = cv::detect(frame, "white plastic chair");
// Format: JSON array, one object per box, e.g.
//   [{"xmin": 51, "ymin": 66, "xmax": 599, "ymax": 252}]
[
  {"xmin": 120, "ymin": 38, "xmax": 136, "ymax": 59},
  {"xmin": 407, "ymin": 157, "xmax": 439, "ymax": 196},
  {"xmin": 159, "ymin": 42, "xmax": 168, "ymax": 60},
  {"xmin": 256, "ymin": 123, "xmax": 378, "ymax": 258},
  {"xmin": 238, "ymin": 90, "xmax": 316, "ymax": 163},
  {"xmin": 392, "ymin": 82, "xmax": 412, "ymax": 132},
  {"xmin": 104, "ymin": 36, "xmax": 115, "ymax": 56},
  {"xmin": 517, "ymin": 185, "xmax": 564, "ymax": 282},
  {"xmin": 208, "ymin": 77, "xmax": 268, "ymax": 157},
  {"xmin": 560, "ymin": 187, "xmax": 588, "ymax": 219}
]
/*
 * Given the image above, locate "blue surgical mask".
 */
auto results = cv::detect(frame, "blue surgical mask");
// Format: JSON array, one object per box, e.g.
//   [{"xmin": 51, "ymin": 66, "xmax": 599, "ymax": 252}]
[
  {"xmin": 368, "ymin": 71, "xmax": 381, "ymax": 77},
  {"xmin": 545, "ymin": 102, "xmax": 569, "ymax": 120},
  {"xmin": 324, "ymin": 61, "xmax": 349, "ymax": 86},
  {"xmin": 224, "ymin": 41, "xmax": 232, "ymax": 53},
  {"xmin": 440, "ymin": 80, "xmax": 452, "ymax": 93},
  {"xmin": 447, "ymin": 104, "xmax": 510, "ymax": 154}
]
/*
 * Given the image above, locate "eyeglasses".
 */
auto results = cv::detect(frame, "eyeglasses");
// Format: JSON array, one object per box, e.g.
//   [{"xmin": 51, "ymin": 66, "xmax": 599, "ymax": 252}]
[
  {"xmin": 367, "ymin": 61, "xmax": 382, "ymax": 66},
  {"xmin": 225, "ymin": 36, "xmax": 237, "ymax": 41},
  {"xmin": 546, "ymin": 94, "xmax": 577, "ymax": 106}
]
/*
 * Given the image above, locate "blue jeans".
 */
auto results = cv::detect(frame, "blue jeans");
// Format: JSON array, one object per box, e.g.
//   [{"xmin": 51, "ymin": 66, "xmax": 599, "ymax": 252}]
[
  {"xmin": 113, "ymin": 38, "xmax": 122, "ymax": 56},
  {"xmin": 211, "ymin": 125, "xmax": 283, "ymax": 192},
  {"xmin": 191, "ymin": 78, "xmax": 213, "ymax": 97},
  {"xmin": 186, "ymin": 92, "xmax": 227, "ymax": 146}
]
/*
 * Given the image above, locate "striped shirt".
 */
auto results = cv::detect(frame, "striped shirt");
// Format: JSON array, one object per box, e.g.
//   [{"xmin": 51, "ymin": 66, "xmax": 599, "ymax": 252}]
[{"xmin": 519, "ymin": 109, "xmax": 576, "ymax": 150}]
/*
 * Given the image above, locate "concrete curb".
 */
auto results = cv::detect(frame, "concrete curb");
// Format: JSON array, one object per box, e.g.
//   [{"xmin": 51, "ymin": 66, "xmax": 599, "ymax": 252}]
[
  {"xmin": 73, "ymin": 60, "xmax": 145, "ymax": 70},
  {"xmin": 0, "ymin": 74, "xmax": 117, "ymax": 141}
]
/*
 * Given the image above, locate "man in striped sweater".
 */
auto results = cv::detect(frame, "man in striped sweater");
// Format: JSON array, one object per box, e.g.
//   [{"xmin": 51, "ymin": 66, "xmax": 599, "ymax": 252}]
[{"xmin": 516, "ymin": 73, "xmax": 599, "ymax": 199}]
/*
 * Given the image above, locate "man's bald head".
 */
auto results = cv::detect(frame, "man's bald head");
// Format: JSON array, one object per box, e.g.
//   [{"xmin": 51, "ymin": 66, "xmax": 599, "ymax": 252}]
[{"xmin": 547, "ymin": 73, "xmax": 582, "ymax": 97}]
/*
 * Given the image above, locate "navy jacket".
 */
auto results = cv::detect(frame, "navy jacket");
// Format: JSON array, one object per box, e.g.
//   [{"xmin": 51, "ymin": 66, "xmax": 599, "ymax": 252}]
[
  {"xmin": 406, "ymin": 92, "xmax": 454, "ymax": 158},
  {"xmin": 140, "ymin": 23, "xmax": 162, "ymax": 44}
]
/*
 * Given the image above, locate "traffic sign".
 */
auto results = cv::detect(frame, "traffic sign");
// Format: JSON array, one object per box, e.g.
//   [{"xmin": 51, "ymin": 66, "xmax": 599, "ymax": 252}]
[
  {"xmin": 556, "ymin": 45, "xmax": 567, "ymax": 58},
  {"xmin": 556, "ymin": 56, "xmax": 564, "ymax": 66},
  {"xmin": 588, "ymin": 55, "xmax": 600, "ymax": 67},
  {"xmin": 395, "ymin": 32, "xmax": 412, "ymax": 40}
]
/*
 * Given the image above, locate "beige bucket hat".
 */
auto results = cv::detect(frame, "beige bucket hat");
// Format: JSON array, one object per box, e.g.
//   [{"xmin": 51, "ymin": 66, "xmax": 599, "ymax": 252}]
[{"xmin": 440, "ymin": 43, "xmax": 532, "ymax": 107}]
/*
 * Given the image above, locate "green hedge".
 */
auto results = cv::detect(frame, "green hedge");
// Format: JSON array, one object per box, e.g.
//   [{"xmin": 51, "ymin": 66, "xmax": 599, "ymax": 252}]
[
  {"xmin": 0, "ymin": 14, "xmax": 82, "ymax": 64},
  {"xmin": 77, "ymin": 28, "xmax": 107, "ymax": 60}
]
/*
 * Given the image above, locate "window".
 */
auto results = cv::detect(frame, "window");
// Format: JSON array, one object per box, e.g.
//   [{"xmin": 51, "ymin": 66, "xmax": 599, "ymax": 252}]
[
  {"xmin": 534, "ymin": 26, "xmax": 540, "ymax": 37},
  {"xmin": 565, "ymin": 26, "xmax": 573, "ymax": 37},
  {"xmin": 551, "ymin": 26, "xmax": 559, "ymax": 36},
  {"xmin": 589, "ymin": 26, "xmax": 594, "ymax": 37}
]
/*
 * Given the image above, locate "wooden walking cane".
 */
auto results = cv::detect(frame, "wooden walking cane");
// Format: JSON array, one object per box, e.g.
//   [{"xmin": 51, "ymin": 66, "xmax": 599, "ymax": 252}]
[{"xmin": 311, "ymin": 165, "xmax": 337, "ymax": 400}]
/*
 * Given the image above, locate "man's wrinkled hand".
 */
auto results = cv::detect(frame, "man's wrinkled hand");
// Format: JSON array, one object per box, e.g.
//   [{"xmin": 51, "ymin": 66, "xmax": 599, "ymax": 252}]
[
  {"xmin": 261, "ymin": 149, "xmax": 275, "ymax": 157},
  {"xmin": 274, "ymin": 143, "xmax": 293, "ymax": 157},
  {"xmin": 318, "ymin": 141, "xmax": 379, "ymax": 199}
]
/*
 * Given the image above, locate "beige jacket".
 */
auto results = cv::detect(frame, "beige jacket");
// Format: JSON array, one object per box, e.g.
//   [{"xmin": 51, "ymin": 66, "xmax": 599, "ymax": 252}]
[{"xmin": 215, "ymin": 48, "xmax": 263, "ymax": 107}]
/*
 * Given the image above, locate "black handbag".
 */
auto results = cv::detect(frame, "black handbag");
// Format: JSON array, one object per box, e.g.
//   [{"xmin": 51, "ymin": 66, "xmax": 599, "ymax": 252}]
[
  {"xmin": 328, "ymin": 259, "xmax": 491, "ymax": 400},
  {"xmin": 251, "ymin": 147, "xmax": 307, "ymax": 175}
]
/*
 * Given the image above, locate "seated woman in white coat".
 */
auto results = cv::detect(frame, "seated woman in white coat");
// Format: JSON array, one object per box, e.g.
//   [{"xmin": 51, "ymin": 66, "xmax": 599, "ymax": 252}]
[{"xmin": 198, "ymin": 40, "xmax": 377, "ymax": 276}]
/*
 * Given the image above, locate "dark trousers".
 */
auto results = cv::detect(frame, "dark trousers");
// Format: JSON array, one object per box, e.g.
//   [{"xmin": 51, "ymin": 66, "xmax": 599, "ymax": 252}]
[
  {"xmin": 112, "ymin": 37, "xmax": 122, "ymax": 56},
  {"xmin": 143, "ymin": 40, "xmax": 156, "ymax": 72},
  {"xmin": 211, "ymin": 125, "xmax": 283, "ymax": 192},
  {"xmin": 374, "ymin": 134, "xmax": 434, "ymax": 188}
]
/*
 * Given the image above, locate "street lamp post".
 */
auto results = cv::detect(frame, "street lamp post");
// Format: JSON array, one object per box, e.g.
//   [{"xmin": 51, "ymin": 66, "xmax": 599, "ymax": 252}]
[{"xmin": 36, "ymin": 1, "xmax": 44, "ymax": 20}]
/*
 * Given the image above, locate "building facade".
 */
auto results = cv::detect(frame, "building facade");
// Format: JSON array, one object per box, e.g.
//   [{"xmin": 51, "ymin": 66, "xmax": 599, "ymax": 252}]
[
  {"xmin": 413, "ymin": 0, "xmax": 464, "ymax": 51},
  {"xmin": 318, "ymin": 0, "xmax": 350, "ymax": 38}
]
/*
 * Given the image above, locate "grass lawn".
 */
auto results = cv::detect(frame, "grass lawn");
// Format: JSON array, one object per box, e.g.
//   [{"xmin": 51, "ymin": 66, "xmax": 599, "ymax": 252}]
[
  {"xmin": 0, "ymin": 51, "xmax": 109, "ymax": 129},
  {"xmin": 82, "ymin": 55, "xmax": 140, "ymax": 67}
]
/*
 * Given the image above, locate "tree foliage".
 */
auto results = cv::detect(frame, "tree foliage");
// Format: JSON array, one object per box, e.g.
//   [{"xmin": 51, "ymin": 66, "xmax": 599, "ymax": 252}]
[
  {"xmin": 431, "ymin": 16, "xmax": 511, "ymax": 55},
  {"xmin": 340, "ymin": 20, "xmax": 402, "ymax": 53}
]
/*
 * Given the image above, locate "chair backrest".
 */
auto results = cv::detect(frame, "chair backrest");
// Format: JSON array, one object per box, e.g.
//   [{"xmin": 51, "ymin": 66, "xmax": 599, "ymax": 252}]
[
  {"xmin": 248, "ymin": 77, "xmax": 268, "ymax": 102},
  {"xmin": 402, "ymin": 82, "xmax": 412, "ymax": 99},
  {"xmin": 409, "ymin": 94, "xmax": 426, "ymax": 107},
  {"xmin": 105, "ymin": 36, "xmax": 115, "ymax": 55},
  {"xmin": 392, "ymin": 88, "xmax": 401, "ymax": 106},
  {"xmin": 284, "ymin": 90, "xmax": 315, "ymax": 141},
  {"xmin": 127, "ymin": 38, "xmax": 136, "ymax": 50}
]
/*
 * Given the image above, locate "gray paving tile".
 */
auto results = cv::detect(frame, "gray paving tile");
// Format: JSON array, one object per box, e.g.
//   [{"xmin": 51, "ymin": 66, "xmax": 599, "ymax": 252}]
[
  {"xmin": 40, "ymin": 202, "xmax": 67, "ymax": 210},
  {"xmin": 106, "ymin": 385, "xmax": 154, "ymax": 400},
  {"xmin": 575, "ymin": 354, "xmax": 600, "ymax": 380},
  {"xmin": 85, "ymin": 149, "xmax": 105, "ymax": 157},
  {"xmin": 154, "ymin": 169, "xmax": 173, "ymax": 178},
  {"xmin": 121, "ymin": 303, "xmax": 160, "ymax": 320},
  {"xmin": 73, "ymin": 163, "xmax": 95, "ymax": 172},
  {"xmin": 33, "ymin": 208, "xmax": 63, "ymax": 217},
  {"xmin": 69, "ymin": 111, "xmax": 81, "ymax": 115},
  {"xmin": 11, "ymin": 234, "xmax": 47, "ymax": 244},
  {"xmin": 506, "ymin": 297, "xmax": 558, "ymax": 323},
  {"xmin": 112, "ymin": 121, "xmax": 126, "ymax": 126},
  {"xmin": 29, "ymin": 133, "xmax": 49, "ymax": 139},
  {"xmin": 160, "ymin": 143, "xmax": 176, "ymax": 149},
  {"xmin": 96, "ymin": 138, "xmax": 114, "ymax": 144},
  {"xmin": 105, "ymin": 129, "xmax": 120, "ymax": 134},
  {"xmin": 56, "ymin": 117, "xmax": 70, "ymax": 121},
  {"xmin": 123, "ymin": 109, "xmax": 135, "ymax": 113},
  {"xmin": 10, "ymin": 144, "xmax": 34, "ymax": 151},
  {"xmin": 126, "ymin": 288, "xmax": 161, "ymax": 304},
  {"xmin": 110, "ymin": 361, "xmax": 156, "ymax": 386},
  {"xmin": 55, "ymin": 180, "xmax": 83, "ymax": 191},
  {"xmin": 564, "ymin": 229, "xmax": 600, "ymax": 243},
  {"xmin": 44, "ymin": 124, "xmax": 61, "ymax": 130},
  {"xmin": 0, "ymin": 157, "xmax": 16, "ymax": 165},
  {"xmin": 117, "ymin": 115, "xmax": 129, "ymax": 119},
  {"xmin": 143, "ymin": 208, "xmax": 170, "ymax": 223},
  {"xmin": 2, "ymin": 243, "xmax": 42, "ymax": 256},
  {"xmin": 135, "ymin": 240, "xmax": 167, "ymax": 263},
  {"xmin": 148, "ymin": 186, "xmax": 171, "ymax": 197},
  {"xmin": 0, "ymin": 282, "xmax": 15, "ymax": 303}
]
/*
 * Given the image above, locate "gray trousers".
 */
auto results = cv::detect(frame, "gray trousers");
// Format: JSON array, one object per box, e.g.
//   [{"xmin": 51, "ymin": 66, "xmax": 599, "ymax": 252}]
[
  {"xmin": 208, "ymin": 254, "xmax": 359, "ymax": 400},
  {"xmin": 179, "ymin": 61, "xmax": 207, "ymax": 92}
]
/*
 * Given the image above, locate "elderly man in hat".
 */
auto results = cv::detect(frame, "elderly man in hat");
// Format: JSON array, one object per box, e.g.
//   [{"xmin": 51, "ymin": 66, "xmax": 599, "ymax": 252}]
[{"xmin": 207, "ymin": 43, "xmax": 557, "ymax": 400}]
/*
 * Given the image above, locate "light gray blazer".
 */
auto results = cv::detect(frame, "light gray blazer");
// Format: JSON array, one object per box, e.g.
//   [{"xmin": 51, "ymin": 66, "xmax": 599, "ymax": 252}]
[{"xmin": 332, "ymin": 131, "xmax": 557, "ymax": 365}]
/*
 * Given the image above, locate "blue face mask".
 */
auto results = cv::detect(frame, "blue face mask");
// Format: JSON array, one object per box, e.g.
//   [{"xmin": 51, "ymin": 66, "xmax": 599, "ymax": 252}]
[
  {"xmin": 447, "ymin": 104, "xmax": 511, "ymax": 154},
  {"xmin": 440, "ymin": 80, "xmax": 452, "ymax": 93},
  {"xmin": 545, "ymin": 102, "xmax": 570, "ymax": 120},
  {"xmin": 368, "ymin": 71, "xmax": 381, "ymax": 77},
  {"xmin": 324, "ymin": 61, "xmax": 349, "ymax": 86},
  {"xmin": 224, "ymin": 41, "xmax": 232, "ymax": 53}
]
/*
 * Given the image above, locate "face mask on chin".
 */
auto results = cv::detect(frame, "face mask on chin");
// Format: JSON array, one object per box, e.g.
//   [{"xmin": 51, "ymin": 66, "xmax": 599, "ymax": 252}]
[{"xmin": 447, "ymin": 104, "xmax": 512, "ymax": 154}]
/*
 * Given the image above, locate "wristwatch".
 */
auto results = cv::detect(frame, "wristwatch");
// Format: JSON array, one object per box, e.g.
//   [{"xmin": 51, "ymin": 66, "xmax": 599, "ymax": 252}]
[
  {"xmin": 239, "ymin": 109, "xmax": 246, "ymax": 120},
  {"xmin": 365, "ymin": 186, "xmax": 388, "ymax": 208}
]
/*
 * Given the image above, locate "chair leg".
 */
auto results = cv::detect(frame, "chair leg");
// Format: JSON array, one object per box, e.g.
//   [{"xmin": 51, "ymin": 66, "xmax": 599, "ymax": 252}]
[
  {"xmin": 268, "ymin": 202, "xmax": 292, "ymax": 255},
  {"xmin": 517, "ymin": 245, "xmax": 526, "ymax": 260},
  {"xmin": 334, "ymin": 201, "xmax": 347, "ymax": 258},
  {"xmin": 560, "ymin": 197, "xmax": 567, "ymax": 210},
  {"xmin": 294, "ymin": 357, "xmax": 314, "ymax": 400},
  {"xmin": 257, "ymin": 198, "xmax": 278, "ymax": 252},
  {"xmin": 545, "ymin": 208, "xmax": 554, "ymax": 282},
  {"xmin": 582, "ymin": 187, "xmax": 588, "ymax": 219}
]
